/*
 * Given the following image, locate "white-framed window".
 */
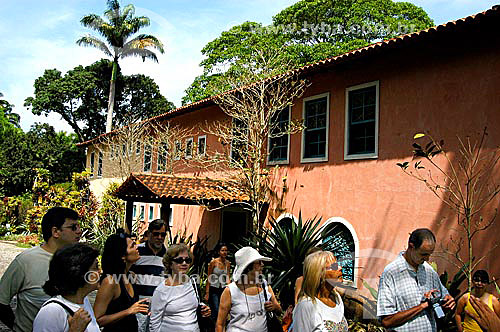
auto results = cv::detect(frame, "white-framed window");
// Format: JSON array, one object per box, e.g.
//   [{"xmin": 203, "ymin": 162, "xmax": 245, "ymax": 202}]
[
  {"xmin": 97, "ymin": 152, "xmax": 103, "ymax": 178},
  {"xmin": 185, "ymin": 137, "xmax": 193, "ymax": 159},
  {"xmin": 157, "ymin": 142, "xmax": 168, "ymax": 172},
  {"xmin": 322, "ymin": 217, "xmax": 359, "ymax": 287},
  {"xmin": 301, "ymin": 93, "xmax": 329, "ymax": 163},
  {"xmin": 148, "ymin": 205, "xmax": 154, "ymax": 220},
  {"xmin": 143, "ymin": 143, "xmax": 152, "ymax": 172},
  {"xmin": 90, "ymin": 152, "xmax": 95, "ymax": 178},
  {"xmin": 174, "ymin": 140, "xmax": 182, "ymax": 161},
  {"xmin": 139, "ymin": 205, "xmax": 145, "ymax": 221},
  {"xmin": 133, "ymin": 204, "xmax": 137, "ymax": 218},
  {"xmin": 344, "ymin": 81, "xmax": 379, "ymax": 160},
  {"xmin": 136, "ymin": 141, "xmax": 141, "ymax": 155},
  {"xmin": 197, "ymin": 135, "xmax": 206, "ymax": 156},
  {"xmin": 268, "ymin": 106, "xmax": 291, "ymax": 165}
]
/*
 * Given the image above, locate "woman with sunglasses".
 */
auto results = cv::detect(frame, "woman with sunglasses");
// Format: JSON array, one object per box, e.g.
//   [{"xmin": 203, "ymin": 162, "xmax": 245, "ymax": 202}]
[
  {"xmin": 216, "ymin": 246, "xmax": 282, "ymax": 332},
  {"xmin": 455, "ymin": 270, "xmax": 500, "ymax": 332},
  {"xmin": 292, "ymin": 251, "xmax": 348, "ymax": 332},
  {"xmin": 33, "ymin": 243, "xmax": 100, "ymax": 332},
  {"xmin": 149, "ymin": 243, "xmax": 211, "ymax": 331},
  {"xmin": 94, "ymin": 230, "xmax": 149, "ymax": 332},
  {"xmin": 205, "ymin": 242, "xmax": 231, "ymax": 321}
]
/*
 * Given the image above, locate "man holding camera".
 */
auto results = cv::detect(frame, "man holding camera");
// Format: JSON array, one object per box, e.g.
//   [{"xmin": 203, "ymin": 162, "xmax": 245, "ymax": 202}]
[{"xmin": 377, "ymin": 228, "xmax": 455, "ymax": 331}]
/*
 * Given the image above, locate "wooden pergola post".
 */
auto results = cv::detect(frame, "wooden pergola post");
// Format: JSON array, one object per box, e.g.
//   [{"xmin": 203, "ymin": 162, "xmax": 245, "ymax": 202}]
[{"xmin": 160, "ymin": 202, "xmax": 172, "ymax": 244}]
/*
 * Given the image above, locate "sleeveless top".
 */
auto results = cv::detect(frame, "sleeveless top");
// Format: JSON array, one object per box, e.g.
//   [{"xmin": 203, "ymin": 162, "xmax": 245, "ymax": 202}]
[
  {"xmin": 103, "ymin": 278, "xmax": 139, "ymax": 332},
  {"xmin": 211, "ymin": 265, "xmax": 229, "ymax": 288},
  {"xmin": 463, "ymin": 293, "xmax": 494, "ymax": 332},
  {"xmin": 226, "ymin": 282, "xmax": 268, "ymax": 332}
]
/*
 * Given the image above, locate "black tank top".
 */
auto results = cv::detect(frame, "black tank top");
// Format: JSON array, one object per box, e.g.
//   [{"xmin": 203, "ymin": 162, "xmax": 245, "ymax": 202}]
[{"xmin": 103, "ymin": 277, "xmax": 139, "ymax": 332}]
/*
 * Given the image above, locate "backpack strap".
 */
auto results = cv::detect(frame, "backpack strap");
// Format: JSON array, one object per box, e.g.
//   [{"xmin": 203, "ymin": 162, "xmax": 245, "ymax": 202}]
[{"xmin": 42, "ymin": 300, "xmax": 75, "ymax": 316}]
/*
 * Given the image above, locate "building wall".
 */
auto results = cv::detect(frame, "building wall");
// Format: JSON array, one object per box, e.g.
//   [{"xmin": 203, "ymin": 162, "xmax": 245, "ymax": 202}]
[{"xmin": 84, "ymin": 24, "xmax": 500, "ymax": 292}]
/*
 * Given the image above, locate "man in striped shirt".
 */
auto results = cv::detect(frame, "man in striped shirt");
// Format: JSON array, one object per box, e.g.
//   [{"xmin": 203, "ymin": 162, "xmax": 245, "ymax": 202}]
[{"xmin": 131, "ymin": 219, "xmax": 167, "ymax": 331}]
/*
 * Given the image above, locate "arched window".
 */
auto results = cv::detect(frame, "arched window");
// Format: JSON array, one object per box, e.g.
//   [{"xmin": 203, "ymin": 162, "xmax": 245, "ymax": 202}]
[
  {"xmin": 275, "ymin": 213, "xmax": 297, "ymax": 229},
  {"xmin": 322, "ymin": 218, "xmax": 358, "ymax": 285}
]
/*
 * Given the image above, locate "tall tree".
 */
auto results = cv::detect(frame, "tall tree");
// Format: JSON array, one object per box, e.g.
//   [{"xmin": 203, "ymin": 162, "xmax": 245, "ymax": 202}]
[
  {"xmin": 25, "ymin": 60, "xmax": 175, "ymax": 142},
  {"xmin": 77, "ymin": 0, "xmax": 165, "ymax": 132},
  {"xmin": 182, "ymin": 0, "xmax": 433, "ymax": 104},
  {"xmin": 0, "ymin": 92, "xmax": 20, "ymax": 128}
]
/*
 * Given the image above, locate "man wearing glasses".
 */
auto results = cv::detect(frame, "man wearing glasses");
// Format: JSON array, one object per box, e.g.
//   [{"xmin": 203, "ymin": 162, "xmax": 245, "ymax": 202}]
[
  {"xmin": 377, "ymin": 228, "xmax": 455, "ymax": 331},
  {"xmin": 0, "ymin": 207, "xmax": 81, "ymax": 332},
  {"xmin": 130, "ymin": 219, "xmax": 167, "ymax": 332}
]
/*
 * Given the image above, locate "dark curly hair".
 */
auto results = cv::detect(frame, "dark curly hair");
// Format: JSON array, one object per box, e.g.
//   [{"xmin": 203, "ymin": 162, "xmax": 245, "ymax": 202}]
[
  {"xmin": 43, "ymin": 243, "xmax": 99, "ymax": 296},
  {"xmin": 102, "ymin": 229, "xmax": 131, "ymax": 277}
]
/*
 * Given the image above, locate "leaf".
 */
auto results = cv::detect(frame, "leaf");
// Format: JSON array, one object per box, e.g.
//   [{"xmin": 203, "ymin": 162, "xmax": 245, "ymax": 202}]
[
  {"xmin": 414, "ymin": 133, "xmax": 426, "ymax": 139},
  {"xmin": 429, "ymin": 261, "xmax": 438, "ymax": 272},
  {"xmin": 363, "ymin": 280, "xmax": 378, "ymax": 300},
  {"xmin": 396, "ymin": 162, "xmax": 409, "ymax": 169}
]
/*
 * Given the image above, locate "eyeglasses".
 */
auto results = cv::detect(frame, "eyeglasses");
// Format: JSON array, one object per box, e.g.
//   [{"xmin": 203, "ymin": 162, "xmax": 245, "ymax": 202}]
[
  {"xmin": 172, "ymin": 257, "xmax": 192, "ymax": 264},
  {"xmin": 473, "ymin": 278, "xmax": 488, "ymax": 283},
  {"xmin": 326, "ymin": 262, "xmax": 341, "ymax": 271},
  {"xmin": 152, "ymin": 231, "xmax": 167, "ymax": 238},
  {"xmin": 62, "ymin": 224, "xmax": 81, "ymax": 232}
]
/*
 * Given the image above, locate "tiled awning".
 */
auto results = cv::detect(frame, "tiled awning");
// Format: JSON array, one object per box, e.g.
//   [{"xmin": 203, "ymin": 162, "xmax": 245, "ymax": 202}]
[{"xmin": 113, "ymin": 173, "xmax": 250, "ymax": 205}]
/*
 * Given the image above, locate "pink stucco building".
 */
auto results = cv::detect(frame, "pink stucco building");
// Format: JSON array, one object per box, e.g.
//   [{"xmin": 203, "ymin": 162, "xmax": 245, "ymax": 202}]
[{"xmin": 79, "ymin": 5, "xmax": 500, "ymax": 295}]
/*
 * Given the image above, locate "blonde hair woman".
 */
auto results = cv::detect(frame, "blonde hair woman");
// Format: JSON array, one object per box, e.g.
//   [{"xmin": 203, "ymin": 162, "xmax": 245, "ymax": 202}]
[{"xmin": 293, "ymin": 251, "xmax": 348, "ymax": 332}]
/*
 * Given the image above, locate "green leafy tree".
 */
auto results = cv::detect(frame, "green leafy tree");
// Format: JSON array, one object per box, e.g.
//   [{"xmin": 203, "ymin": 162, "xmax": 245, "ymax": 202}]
[
  {"xmin": 77, "ymin": 0, "xmax": 165, "ymax": 132},
  {"xmin": 25, "ymin": 60, "xmax": 175, "ymax": 142},
  {"xmin": 182, "ymin": 0, "xmax": 433, "ymax": 104},
  {"xmin": 0, "ymin": 111, "xmax": 31, "ymax": 196},
  {"xmin": 25, "ymin": 123, "xmax": 85, "ymax": 185},
  {"xmin": 0, "ymin": 117, "xmax": 84, "ymax": 196},
  {"xmin": 25, "ymin": 66, "xmax": 103, "ymax": 142},
  {"xmin": 0, "ymin": 92, "xmax": 20, "ymax": 128}
]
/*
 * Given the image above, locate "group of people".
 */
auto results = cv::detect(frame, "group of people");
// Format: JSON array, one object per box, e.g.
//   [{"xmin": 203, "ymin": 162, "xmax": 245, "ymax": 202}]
[{"xmin": 0, "ymin": 208, "xmax": 499, "ymax": 332}]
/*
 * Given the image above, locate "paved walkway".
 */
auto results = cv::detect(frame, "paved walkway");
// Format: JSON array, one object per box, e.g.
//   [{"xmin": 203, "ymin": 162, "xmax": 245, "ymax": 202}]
[{"xmin": 0, "ymin": 241, "xmax": 26, "ymax": 332}]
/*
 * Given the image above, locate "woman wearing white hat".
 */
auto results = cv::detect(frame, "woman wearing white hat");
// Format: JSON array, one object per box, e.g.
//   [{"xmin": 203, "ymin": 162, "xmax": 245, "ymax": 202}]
[{"xmin": 216, "ymin": 246, "xmax": 282, "ymax": 332}]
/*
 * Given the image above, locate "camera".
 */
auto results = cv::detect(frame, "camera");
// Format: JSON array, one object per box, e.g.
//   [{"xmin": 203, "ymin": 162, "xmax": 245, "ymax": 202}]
[{"xmin": 426, "ymin": 294, "xmax": 445, "ymax": 318}]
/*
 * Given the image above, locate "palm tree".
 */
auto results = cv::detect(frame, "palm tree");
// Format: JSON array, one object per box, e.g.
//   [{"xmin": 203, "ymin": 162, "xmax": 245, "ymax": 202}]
[{"xmin": 77, "ymin": 0, "xmax": 164, "ymax": 132}]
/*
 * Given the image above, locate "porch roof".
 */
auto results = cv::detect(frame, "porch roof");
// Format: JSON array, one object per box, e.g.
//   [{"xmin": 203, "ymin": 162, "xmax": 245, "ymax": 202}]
[{"xmin": 113, "ymin": 173, "xmax": 250, "ymax": 205}]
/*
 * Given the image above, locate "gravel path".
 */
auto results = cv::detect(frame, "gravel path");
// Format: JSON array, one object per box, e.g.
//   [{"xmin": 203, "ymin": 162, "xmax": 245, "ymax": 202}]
[{"xmin": 0, "ymin": 241, "xmax": 26, "ymax": 332}]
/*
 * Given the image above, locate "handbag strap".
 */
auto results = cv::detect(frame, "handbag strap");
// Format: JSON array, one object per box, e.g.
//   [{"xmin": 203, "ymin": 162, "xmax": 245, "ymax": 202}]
[
  {"xmin": 42, "ymin": 299, "xmax": 75, "ymax": 316},
  {"xmin": 261, "ymin": 279, "xmax": 270, "ymax": 302},
  {"xmin": 190, "ymin": 277, "xmax": 201, "ymax": 304}
]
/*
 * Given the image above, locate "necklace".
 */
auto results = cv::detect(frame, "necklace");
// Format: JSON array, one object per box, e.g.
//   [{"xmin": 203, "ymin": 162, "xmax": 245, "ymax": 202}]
[{"xmin": 241, "ymin": 282, "xmax": 264, "ymax": 320}]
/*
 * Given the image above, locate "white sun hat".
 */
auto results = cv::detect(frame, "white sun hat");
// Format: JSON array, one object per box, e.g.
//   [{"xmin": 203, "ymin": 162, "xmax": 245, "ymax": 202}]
[{"xmin": 232, "ymin": 246, "xmax": 272, "ymax": 282}]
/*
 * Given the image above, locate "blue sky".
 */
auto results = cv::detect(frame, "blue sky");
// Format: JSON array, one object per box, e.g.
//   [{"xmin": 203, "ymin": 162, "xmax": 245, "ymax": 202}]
[{"xmin": 0, "ymin": 0, "xmax": 498, "ymax": 133}]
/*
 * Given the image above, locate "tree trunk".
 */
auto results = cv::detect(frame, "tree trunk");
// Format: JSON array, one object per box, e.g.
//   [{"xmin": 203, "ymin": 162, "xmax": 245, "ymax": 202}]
[{"xmin": 106, "ymin": 59, "xmax": 118, "ymax": 133}]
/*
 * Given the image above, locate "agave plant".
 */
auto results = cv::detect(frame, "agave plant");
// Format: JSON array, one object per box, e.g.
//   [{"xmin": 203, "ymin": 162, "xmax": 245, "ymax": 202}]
[{"xmin": 239, "ymin": 213, "xmax": 340, "ymax": 307}]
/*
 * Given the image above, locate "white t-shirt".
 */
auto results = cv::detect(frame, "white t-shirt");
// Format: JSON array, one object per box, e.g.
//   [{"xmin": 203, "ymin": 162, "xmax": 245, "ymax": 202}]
[
  {"xmin": 32, "ymin": 295, "xmax": 100, "ymax": 332},
  {"xmin": 293, "ymin": 295, "xmax": 348, "ymax": 332},
  {"xmin": 149, "ymin": 281, "xmax": 200, "ymax": 332}
]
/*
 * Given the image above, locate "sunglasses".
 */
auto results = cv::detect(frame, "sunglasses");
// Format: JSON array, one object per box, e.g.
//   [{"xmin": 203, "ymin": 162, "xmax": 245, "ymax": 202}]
[
  {"xmin": 473, "ymin": 278, "xmax": 488, "ymax": 283},
  {"xmin": 172, "ymin": 257, "xmax": 192, "ymax": 264},
  {"xmin": 152, "ymin": 231, "xmax": 167, "ymax": 238},
  {"xmin": 326, "ymin": 262, "xmax": 341, "ymax": 271},
  {"xmin": 62, "ymin": 224, "xmax": 81, "ymax": 232}
]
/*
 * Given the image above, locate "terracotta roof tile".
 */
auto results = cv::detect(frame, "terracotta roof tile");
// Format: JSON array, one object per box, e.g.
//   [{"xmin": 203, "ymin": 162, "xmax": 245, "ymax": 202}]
[{"xmin": 113, "ymin": 173, "xmax": 249, "ymax": 203}]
